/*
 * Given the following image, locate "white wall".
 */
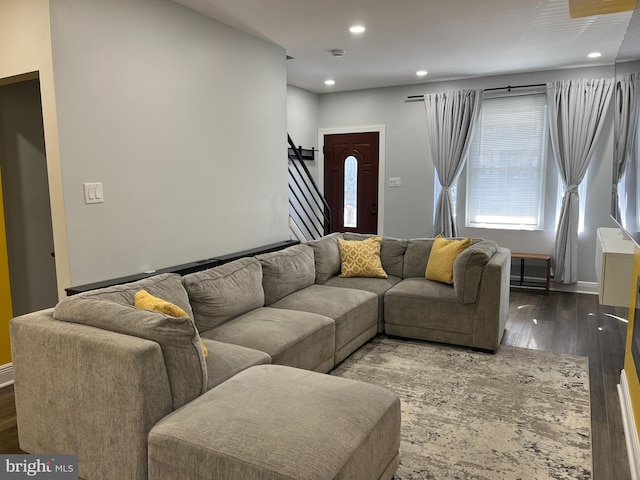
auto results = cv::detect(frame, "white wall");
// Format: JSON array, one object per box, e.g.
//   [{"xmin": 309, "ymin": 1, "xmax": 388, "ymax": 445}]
[
  {"xmin": 0, "ymin": 0, "xmax": 70, "ymax": 299},
  {"xmin": 287, "ymin": 86, "xmax": 319, "ymax": 151},
  {"xmin": 49, "ymin": 0, "xmax": 289, "ymax": 285},
  {"xmin": 306, "ymin": 65, "xmax": 619, "ymax": 283}
]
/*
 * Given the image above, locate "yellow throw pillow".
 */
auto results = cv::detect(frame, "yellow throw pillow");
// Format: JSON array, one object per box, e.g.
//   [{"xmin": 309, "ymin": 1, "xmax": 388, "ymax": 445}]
[
  {"xmin": 425, "ymin": 235, "xmax": 471, "ymax": 284},
  {"xmin": 134, "ymin": 290, "xmax": 208, "ymax": 358},
  {"xmin": 338, "ymin": 237, "xmax": 388, "ymax": 278}
]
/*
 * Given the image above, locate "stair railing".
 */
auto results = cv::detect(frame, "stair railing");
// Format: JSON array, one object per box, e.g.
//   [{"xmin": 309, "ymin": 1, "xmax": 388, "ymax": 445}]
[{"xmin": 287, "ymin": 134, "xmax": 331, "ymax": 240}]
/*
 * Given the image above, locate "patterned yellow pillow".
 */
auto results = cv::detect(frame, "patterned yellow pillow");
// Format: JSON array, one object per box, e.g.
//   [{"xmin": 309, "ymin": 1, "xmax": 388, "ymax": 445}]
[
  {"xmin": 425, "ymin": 235, "xmax": 471, "ymax": 284},
  {"xmin": 134, "ymin": 290, "xmax": 208, "ymax": 358},
  {"xmin": 338, "ymin": 237, "xmax": 388, "ymax": 278}
]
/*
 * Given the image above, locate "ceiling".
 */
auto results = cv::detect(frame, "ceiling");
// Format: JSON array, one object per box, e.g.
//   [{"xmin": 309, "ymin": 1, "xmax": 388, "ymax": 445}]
[{"xmin": 174, "ymin": 0, "xmax": 638, "ymax": 93}]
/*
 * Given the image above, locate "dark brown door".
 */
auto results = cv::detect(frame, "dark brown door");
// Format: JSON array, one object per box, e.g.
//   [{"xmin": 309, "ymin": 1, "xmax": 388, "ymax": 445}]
[{"xmin": 324, "ymin": 132, "xmax": 379, "ymax": 234}]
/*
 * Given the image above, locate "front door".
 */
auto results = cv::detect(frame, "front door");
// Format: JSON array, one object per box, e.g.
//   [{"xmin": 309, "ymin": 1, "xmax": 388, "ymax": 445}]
[{"xmin": 323, "ymin": 132, "xmax": 379, "ymax": 234}]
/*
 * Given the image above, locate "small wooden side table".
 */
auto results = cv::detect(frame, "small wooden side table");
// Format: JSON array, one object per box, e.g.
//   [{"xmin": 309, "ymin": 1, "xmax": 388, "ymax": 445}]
[{"xmin": 511, "ymin": 252, "xmax": 551, "ymax": 295}]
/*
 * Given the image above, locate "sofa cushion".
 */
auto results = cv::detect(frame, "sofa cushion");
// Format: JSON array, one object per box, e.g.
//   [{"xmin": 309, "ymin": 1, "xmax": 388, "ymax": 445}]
[
  {"xmin": 323, "ymin": 275, "xmax": 402, "ymax": 333},
  {"xmin": 425, "ymin": 235, "xmax": 471, "ymax": 284},
  {"xmin": 304, "ymin": 232, "xmax": 343, "ymax": 284},
  {"xmin": 53, "ymin": 281, "xmax": 207, "ymax": 410},
  {"xmin": 403, "ymin": 239, "xmax": 435, "ymax": 278},
  {"xmin": 270, "ymin": 284, "xmax": 378, "ymax": 365},
  {"xmin": 343, "ymin": 233, "xmax": 407, "ymax": 278},
  {"xmin": 338, "ymin": 237, "xmax": 387, "ymax": 278},
  {"xmin": 65, "ymin": 272, "xmax": 195, "ymax": 318},
  {"xmin": 201, "ymin": 339, "xmax": 271, "ymax": 391},
  {"xmin": 201, "ymin": 307, "xmax": 335, "ymax": 373},
  {"xmin": 256, "ymin": 245, "xmax": 316, "ymax": 305},
  {"xmin": 182, "ymin": 258, "xmax": 265, "ymax": 332},
  {"xmin": 453, "ymin": 240, "xmax": 498, "ymax": 304},
  {"xmin": 384, "ymin": 277, "xmax": 476, "ymax": 339}
]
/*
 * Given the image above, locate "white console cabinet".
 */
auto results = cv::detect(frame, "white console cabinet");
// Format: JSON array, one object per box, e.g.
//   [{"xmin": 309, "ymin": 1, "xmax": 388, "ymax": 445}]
[{"xmin": 595, "ymin": 227, "xmax": 634, "ymax": 307}]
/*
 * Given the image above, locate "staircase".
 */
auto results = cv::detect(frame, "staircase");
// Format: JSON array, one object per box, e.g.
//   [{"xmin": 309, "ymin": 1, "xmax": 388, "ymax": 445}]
[{"xmin": 287, "ymin": 134, "xmax": 331, "ymax": 241}]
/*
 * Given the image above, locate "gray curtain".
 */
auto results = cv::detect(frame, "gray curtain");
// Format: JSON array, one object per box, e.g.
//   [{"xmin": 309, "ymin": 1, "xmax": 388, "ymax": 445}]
[
  {"xmin": 424, "ymin": 89, "xmax": 482, "ymax": 237},
  {"xmin": 548, "ymin": 78, "xmax": 613, "ymax": 284},
  {"xmin": 612, "ymin": 73, "xmax": 639, "ymax": 222}
]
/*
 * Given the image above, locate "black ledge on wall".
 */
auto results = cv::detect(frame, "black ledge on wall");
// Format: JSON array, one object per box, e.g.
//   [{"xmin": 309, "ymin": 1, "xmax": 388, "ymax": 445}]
[{"xmin": 65, "ymin": 239, "xmax": 300, "ymax": 296}]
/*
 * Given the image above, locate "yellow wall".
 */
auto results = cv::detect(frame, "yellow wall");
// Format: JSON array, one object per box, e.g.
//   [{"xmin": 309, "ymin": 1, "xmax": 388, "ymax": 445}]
[
  {"xmin": 0, "ymin": 166, "xmax": 13, "ymax": 365},
  {"xmin": 0, "ymin": 0, "xmax": 69, "ymax": 365},
  {"xmin": 624, "ymin": 245, "xmax": 640, "ymax": 434}
]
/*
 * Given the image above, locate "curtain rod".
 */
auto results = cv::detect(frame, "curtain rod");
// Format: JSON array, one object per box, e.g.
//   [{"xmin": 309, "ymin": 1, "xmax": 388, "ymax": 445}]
[
  {"xmin": 405, "ymin": 83, "xmax": 547, "ymax": 101},
  {"xmin": 484, "ymin": 83, "xmax": 546, "ymax": 92}
]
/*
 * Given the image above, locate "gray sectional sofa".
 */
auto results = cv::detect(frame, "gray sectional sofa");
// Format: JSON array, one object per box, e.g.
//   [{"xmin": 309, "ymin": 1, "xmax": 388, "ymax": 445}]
[{"xmin": 9, "ymin": 233, "xmax": 510, "ymax": 480}]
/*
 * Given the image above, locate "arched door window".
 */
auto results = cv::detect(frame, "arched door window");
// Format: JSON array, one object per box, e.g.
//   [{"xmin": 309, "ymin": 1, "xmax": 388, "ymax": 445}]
[{"xmin": 344, "ymin": 156, "xmax": 358, "ymax": 228}]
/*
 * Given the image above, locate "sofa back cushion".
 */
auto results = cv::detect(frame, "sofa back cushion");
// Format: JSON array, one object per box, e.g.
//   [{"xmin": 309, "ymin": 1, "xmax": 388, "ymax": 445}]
[
  {"xmin": 52, "ymin": 273, "xmax": 206, "ymax": 410},
  {"xmin": 403, "ymin": 239, "xmax": 435, "ymax": 278},
  {"xmin": 182, "ymin": 258, "xmax": 264, "ymax": 332},
  {"xmin": 343, "ymin": 233, "xmax": 407, "ymax": 278},
  {"xmin": 304, "ymin": 232, "xmax": 343, "ymax": 284},
  {"xmin": 453, "ymin": 240, "xmax": 498, "ymax": 303},
  {"xmin": 403, "ymin": 237, "xmax": 484, "ymax": 279},
  {"xmin": 256, "ymin": 245, "xmax": 316, "ymax": 305},
  {"xmin": 71, "ymin": 272, "xmax": 195, "ymax": 318}
]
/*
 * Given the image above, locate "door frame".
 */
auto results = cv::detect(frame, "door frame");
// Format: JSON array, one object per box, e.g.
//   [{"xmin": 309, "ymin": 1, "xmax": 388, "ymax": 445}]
[
  {"xmin": 0, "ymin": 73, "xmax": 70, "ymax": 301},
  {"xmin": 317, "ymin": 125, "xmax": 386, "ymax": 235}
]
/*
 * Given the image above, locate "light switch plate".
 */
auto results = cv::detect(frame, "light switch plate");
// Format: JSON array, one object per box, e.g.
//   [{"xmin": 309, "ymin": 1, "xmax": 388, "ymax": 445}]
[
  {"xmin": 388, "ymin": 177, "xmax": 401, "ymax": 187},
  {"xmin": 84, "ymin": 182, "xmax": 104, "ymax": 204}
]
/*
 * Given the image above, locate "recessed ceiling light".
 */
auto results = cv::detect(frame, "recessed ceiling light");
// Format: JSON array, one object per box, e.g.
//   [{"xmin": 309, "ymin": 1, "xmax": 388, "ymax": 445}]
[
  {"xmin": 324, "ymin": 79, "xmax": 336, "ymax": 86},
  {"xmin": 588, "ymin": 51, "xmax": 602, "ymax": 58},
  {"xmin": 349, "ymin": 25, "xmax": 365, "ymax": 34},
  {"xmin": 416, "ymin": 70, "xmax": 428, "ymax": 77}
]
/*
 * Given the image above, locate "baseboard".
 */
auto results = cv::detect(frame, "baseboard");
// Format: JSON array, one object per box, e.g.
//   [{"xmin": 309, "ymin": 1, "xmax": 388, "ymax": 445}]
[
  {"xmin": 551, "ymin": 281, "xmax": 598, "ymax": 295},
  {"xmin": 510, "ymin": 274, "xmax": 548, "ymax": 291},
  {"xmin": 0, "ymin": 362, "xmax": 13, "ymax": 388},
  {"xmin": 510, "ymin": 275, "xmax": 598, "ymax": 295},
  {"xmin": 619, "ymin": 369, "xmax": 640, "ymax": 480}
]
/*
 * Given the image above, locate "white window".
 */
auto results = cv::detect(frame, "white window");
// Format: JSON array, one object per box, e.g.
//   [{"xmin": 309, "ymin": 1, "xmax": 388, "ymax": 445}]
[
  {"xmin": 466, "ymin": 93, "xmax": 548, "ymax": 230},
  {"xmin": 344, "ymin": 156, "xmax": 358, "ymax": 228}
]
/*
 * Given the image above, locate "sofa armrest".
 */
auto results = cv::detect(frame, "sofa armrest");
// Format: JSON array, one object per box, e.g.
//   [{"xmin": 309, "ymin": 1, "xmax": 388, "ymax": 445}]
[
  {"xmin": 453, "ymin": 240, "xmax": 499, "ymax": 304},
  {"xmin": 471, "ymin": 247, "xmax": 511, "ymax": 351},
  {"xmin": 10, "ymin": 309, "xmax": 173, "ymax": 480}
]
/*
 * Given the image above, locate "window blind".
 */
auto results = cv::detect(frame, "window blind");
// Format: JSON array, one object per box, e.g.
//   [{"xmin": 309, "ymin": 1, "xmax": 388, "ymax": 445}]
[{"xmin": 466, "ymin": 93, "xmax": 548, "ymax": 230}]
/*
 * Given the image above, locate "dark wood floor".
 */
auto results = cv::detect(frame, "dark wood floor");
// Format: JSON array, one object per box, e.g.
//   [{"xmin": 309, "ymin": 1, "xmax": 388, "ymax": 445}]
[
  {"xmin": 0, "ymin": 383, "xmax": 21, "ymax": 454},
  {"xmin": 0, "ymin": 289, "xmax": 632, "ymax": 478}
]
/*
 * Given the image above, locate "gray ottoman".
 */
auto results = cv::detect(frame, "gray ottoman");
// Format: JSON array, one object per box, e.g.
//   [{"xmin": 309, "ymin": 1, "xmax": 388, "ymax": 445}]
[{"xmin": 148, "ymin": 364, "xmax": 401, "ymax": 480}]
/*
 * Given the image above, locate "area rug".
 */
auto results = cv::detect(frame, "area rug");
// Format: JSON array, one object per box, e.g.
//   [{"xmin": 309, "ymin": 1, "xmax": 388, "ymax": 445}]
[{"xmin": 330, "ymin": 337, "xmax": 591, "ymax": 480}]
